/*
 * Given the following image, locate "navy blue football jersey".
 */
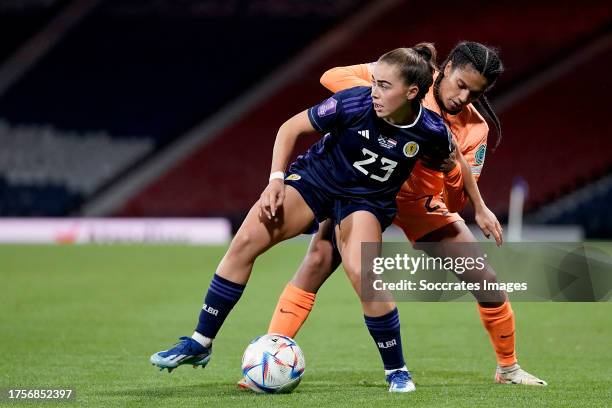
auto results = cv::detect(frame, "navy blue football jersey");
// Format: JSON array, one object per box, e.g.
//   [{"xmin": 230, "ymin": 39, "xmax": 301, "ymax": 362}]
[{"xmin": 289, "ymin": 86, "xmax": 453, "ymax": 202}]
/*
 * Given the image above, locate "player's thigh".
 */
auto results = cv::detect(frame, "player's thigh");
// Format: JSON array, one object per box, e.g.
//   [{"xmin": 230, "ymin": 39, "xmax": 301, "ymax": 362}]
[
  {"xmin": 416, "ymin": 219, "xmax": 473, "ymax": 243},
  {"xmin": 337, "ymin": 211, "xmax": 396, "ymax": 316},
  {"xmin": 417, "ymin": 221, "xmax": 494, "ymax": 278},
  {"xmin": 416, "ymin": 220, "xmax": 505, "ymax": 303},
  {"xmin": 335, "ymin": 211, "xmax": 381, "ymax": 287},
  {"xmin": 292, "ymin": 219, "xmax": 340, "ymax": 293},
  {"xmin": 230, "ymin": 185, "xmax": 315, "ymax": 258}
]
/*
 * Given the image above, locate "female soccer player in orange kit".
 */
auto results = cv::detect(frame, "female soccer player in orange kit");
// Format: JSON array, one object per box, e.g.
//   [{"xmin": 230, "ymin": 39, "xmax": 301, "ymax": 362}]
[{"xmin": 260, "ymin": 42, "xmax": 547, "ymax": 387}]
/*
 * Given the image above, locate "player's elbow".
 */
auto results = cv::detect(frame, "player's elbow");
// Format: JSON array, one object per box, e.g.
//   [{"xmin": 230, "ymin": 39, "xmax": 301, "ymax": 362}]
[
  {"xmin": 279, "ymin": 110, "xmax": 312, "ymax": 140},
  {"xmin": 320, "ymin": 69, "xmax": 338, "ymax": 92}
]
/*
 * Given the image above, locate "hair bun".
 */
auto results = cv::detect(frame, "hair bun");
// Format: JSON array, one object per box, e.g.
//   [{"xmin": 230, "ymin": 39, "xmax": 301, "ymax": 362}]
[{"xmin": 413, "ymin": 42, "xmax": 437, "ymax": 65}]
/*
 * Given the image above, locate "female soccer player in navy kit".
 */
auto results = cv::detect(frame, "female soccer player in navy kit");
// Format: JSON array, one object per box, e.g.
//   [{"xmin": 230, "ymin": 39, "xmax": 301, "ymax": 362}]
[{"xmin": 151, "ymin": 43, "xmax": 470, "ymax": 392}]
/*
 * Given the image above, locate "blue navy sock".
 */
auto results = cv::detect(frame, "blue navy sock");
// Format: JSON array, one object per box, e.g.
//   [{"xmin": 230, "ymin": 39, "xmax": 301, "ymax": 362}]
[
  {"xmin": 364, "ymin": 308, "xmax": 406, "ymax": 370},
  {"xmin": 195, "ymin": 274, "xmax": 245, "ymax": 340}
]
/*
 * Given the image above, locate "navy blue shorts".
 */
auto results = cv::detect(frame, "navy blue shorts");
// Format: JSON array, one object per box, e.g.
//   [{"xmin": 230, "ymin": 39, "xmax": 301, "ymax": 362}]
[{"xmin": 285, "ymin": 177, "xmax": 396, "ymax": 234}]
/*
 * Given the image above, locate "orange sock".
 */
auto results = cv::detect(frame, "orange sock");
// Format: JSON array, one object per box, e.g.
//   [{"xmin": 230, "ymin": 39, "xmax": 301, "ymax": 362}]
[
  {"xmin": 478, "ymin": 301, "xmax": 517, "ymax": 367},
  {"xmin": 267, "ymin": 283, "xmax": 316, "ymax": 338}
]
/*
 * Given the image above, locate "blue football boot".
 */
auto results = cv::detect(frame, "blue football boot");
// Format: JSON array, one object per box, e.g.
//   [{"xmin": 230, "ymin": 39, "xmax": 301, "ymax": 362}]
[
  {"xmin": 150, "ymin": 336, "xmax": 211, "ymax": 373},
  {"xmin": 386, "ymin": 369, "xmax": 416, "ymax": 393}
]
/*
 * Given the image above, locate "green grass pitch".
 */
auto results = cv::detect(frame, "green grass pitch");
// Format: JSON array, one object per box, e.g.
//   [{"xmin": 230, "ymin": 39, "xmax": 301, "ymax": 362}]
[{"xmin": 1, "ymin": 242, "xmax": 610, "ymax": 407}]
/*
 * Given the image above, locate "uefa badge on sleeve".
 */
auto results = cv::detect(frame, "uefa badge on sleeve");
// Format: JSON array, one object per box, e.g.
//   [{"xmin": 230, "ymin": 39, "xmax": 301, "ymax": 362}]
[
  {"xmin": 475, "ymin": 144, "xmax": 487, "ymax": 165},
  {"xmin": 403, "ymin": 141, "xmax": 419, "ymax": 158},
  {"xmin": 317, "ymin": 97, "xmax": 337, "ymax": 117}
]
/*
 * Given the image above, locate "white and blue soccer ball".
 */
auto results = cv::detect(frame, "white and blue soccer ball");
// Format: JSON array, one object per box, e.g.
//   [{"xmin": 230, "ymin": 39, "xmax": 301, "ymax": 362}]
[{"xmin": 241, "ymin": 334, "xmax": 305, "ymax": 393}]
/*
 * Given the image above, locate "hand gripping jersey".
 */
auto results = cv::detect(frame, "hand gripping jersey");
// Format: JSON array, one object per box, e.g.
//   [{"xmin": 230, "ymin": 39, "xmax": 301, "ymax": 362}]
[{"xmin": 285, "ymin": 86, "xmax": 453, "ymax": 231}]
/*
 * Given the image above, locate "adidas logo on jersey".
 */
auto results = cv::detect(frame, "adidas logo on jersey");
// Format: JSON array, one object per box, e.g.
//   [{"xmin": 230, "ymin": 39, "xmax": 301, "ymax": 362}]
[{"xmin": 358, "ymin": 130, "xmax": 370, "ymax": 139}]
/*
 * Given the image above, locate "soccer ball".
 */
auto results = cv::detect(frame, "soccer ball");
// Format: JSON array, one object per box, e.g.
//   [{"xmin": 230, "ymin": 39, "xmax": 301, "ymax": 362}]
[{"xmin": 241, "ymin": 334, "xmax": 305, "ymax": 393}]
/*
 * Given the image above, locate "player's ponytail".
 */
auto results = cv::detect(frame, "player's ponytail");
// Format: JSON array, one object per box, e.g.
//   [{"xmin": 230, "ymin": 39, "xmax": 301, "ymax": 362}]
[
  {"xmin": 378, "ymin": 42, "xmax": 437, "ymax": 102},
  {"xmin": 473, "ymin": 96, "xmax": 503, "ymax": 151}
]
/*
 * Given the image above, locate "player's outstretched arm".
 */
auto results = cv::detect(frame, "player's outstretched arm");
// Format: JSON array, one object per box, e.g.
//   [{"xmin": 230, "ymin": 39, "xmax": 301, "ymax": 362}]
[
  {"xmin": 455, "ymin": 150, "xmax": 503, "ymax": 246},
  {"xmin": 320, "ymin": 63, "xmax": 373, "ymax": 93},
  {"xmin": 260, "ymin": 110, "xmax": 315, "ymax": 219}
]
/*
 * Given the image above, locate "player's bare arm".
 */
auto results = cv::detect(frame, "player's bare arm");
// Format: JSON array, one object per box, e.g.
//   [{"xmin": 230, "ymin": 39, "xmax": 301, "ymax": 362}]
[
  {"xmin": 455, "ymin": 150, "xmax": 503, "ymax": 245},
  {"xmin": 260, "ymin": 110, "xmax": 315, "ymax": 219}
]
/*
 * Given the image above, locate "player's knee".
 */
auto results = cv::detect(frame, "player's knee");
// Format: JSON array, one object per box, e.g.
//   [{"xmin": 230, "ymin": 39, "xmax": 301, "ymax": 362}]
[
  {"xmin": 342, "ymin": 259, "xmax": 362, "ymax": 286},
  {"xmin": 292, "ymin": 243, "xmax": 334, "ymax": 291},
  {"xmin": 227, "ymin": 229, "xmax": 258, "ymax": 260},
  {"xmin": 304, "ymin": 241, "xmax": 334, "ymax": 273},
  {"xmin": 479, "ymin": 266, "xmax": 500, "ymax": 283}
]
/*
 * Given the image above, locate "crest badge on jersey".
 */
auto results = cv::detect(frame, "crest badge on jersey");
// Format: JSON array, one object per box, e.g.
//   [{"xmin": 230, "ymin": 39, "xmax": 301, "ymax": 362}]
[
  {"xmin": 475, "ymin": 144, "xmax": 487, "ymax": 165},
  {"xmin": 317, "ymin": 97, "xmax": 337, "ymax": 117},
  {"xmin": 403, "ymin": 141, "xmax": 419, "ymax": 157},
  {"xmin": 286, "ymin": 173, "xmax": 301, "ymax": 181}
]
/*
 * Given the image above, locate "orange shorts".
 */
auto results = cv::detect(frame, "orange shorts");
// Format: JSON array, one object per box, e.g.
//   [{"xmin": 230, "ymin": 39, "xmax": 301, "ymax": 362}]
[{"xmin": 393, "ymin": 194, "xmax": 463, "ymax": 242}]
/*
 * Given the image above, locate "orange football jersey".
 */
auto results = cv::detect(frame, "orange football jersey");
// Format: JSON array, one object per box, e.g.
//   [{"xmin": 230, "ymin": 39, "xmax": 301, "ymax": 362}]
[{"xmin": 320, "ymin": 64, "xmax": 488, "ymax": 213}]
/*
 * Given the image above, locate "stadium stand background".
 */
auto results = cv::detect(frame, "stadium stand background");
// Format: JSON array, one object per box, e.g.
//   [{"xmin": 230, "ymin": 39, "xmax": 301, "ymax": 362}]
[
  {"xmin": 0, "ymin": 0, "xmax": 368, "ymax": 215},
  {"xmin": 1, "ymin": 0, "xmax": 611, "ymax": 238}
]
